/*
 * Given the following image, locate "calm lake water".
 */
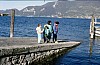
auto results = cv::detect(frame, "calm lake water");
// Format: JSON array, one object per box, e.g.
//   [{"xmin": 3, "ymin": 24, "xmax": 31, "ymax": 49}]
[{"xmin": 0, "ymin": 16, "xmax": 100, "ymax": 65}]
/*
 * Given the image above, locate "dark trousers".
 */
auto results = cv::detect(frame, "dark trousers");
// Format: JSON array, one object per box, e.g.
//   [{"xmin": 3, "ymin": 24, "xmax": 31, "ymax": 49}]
[
  {"xmin": 43, "ymin": 35, "xmax": 46, "ymax": 43},
  {"xmin": 43, "ymin": 34, "xmax": 51, "ymax": 43},
  {"xmin": 53, "ymin": 33, "xmax": 57, "ymax": 42},
  {"xmin": 43, "ymin": 34, "xmax": 47, "ymax": 43},
  {"xmin": 47, "ymin": 33, "xmax": 51, "ymax": 43}
]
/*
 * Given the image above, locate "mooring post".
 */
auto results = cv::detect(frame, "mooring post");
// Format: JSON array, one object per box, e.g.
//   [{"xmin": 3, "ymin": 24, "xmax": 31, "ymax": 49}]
[
  {"xmin": 10, "ymin": 9, "xmax": 15, "ymax": 38},
  {"xmin": 90, "ymin": 15, "xmax": 95, "ymax": 39}
]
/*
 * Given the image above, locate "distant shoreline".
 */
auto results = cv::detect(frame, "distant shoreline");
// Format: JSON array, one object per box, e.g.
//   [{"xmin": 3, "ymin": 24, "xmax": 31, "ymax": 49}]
[{"xmin": 1, "ymin": 15, "xmax": 100, "ymax": 19}]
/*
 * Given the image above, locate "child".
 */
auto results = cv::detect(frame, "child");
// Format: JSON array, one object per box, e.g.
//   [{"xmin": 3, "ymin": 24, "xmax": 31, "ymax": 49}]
[{"xmin": 36, "ymin": 24, "xmax": 43, "ymax": 44}]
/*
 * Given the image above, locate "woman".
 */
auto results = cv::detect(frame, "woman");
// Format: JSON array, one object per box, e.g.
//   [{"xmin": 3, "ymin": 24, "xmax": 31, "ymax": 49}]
[
  {"xmin": 43, "ymin": 21, "xmax": 53, "ymax": 43},
  {"xmin": 47, "ymin": 21, "xmax": 53, "ymax": 43},
  {"xmin": 43, "ymin": 25, "xmax": 49, "ymax": 43}
]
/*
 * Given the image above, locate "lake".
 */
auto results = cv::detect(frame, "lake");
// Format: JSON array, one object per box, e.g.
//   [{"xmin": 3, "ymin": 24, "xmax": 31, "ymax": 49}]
[{"xmin": 0, "ymin": 16, "xmax": 100, "ymax": 65}]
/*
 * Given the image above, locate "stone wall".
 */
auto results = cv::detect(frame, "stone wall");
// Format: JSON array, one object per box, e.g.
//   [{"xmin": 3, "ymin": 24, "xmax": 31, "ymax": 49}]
[
  {"xmin": 0, "ymin": 48, "xmax": 70, "ymax": 65},
  {"xmin": 0, "ymin": 42, "xmax": 80, "ymax": 65}
]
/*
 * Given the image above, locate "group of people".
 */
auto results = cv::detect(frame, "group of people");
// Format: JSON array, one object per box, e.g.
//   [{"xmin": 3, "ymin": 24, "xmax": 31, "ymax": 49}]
[{"xmin": 36, "ymin": 21, "xmax": 59, "ymax": 44}]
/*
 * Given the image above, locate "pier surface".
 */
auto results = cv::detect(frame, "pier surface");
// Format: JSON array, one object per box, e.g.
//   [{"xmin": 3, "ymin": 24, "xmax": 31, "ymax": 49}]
[
  {"xmin": 0, "ymin": 37, "xmax": 80, "ymax": 57},
  {"xmin": 0, "ymin": 37, "xmax": 80, "ymax": 65}
]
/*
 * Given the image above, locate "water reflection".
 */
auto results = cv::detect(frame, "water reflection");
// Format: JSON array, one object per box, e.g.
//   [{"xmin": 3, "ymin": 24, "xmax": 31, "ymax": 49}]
[
  {"xmin": 89, "ymin": 39, "xmax": 95, "ymax": 57},
  {"xmin": 89, "ymin": 39, "xmax": 95, "ymax": 65}
]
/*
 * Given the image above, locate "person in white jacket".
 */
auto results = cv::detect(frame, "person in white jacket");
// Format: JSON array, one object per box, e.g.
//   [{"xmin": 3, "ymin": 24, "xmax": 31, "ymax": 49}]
[{"xmin": 36, "ymin": 24, "xmax": 43, "ymax": 43}]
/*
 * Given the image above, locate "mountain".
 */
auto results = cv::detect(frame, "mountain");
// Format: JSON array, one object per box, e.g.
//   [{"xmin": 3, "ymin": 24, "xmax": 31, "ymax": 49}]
[
  {"xmin": 1, "ymin": 1, "xmax": 100, "ymax": 18},
  {"xmin": 0, "ymin": 9, "xmax": 20, "ymax": 16}
]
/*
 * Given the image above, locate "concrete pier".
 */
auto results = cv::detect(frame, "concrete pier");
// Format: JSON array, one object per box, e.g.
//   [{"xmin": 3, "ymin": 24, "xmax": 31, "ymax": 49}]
[{"xmin": 0, "ymin": 37, "xmax": 80, "ymax": 65}]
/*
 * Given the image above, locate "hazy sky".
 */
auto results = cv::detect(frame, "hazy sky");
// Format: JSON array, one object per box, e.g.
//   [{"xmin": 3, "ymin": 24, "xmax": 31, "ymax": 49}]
[
  {"xmin": 0, "ymin": 0, "xmax": 77, "ymax": 10},
  {"xmin": 0, "ymin": 1, "xmax": 54, "ymax": 10}
]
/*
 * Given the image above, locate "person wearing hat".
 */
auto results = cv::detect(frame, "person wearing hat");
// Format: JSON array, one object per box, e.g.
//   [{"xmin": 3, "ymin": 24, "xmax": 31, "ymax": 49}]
[{"xmin": 53, "ymin": 21, "xmax": 59, "ymax": 43}]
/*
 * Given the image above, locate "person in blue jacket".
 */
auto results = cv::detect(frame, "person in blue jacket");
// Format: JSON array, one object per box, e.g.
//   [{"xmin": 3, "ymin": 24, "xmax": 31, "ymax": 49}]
[{"xmin": 53, "ymin": 21, "xmax": 59, "ymax": 43}]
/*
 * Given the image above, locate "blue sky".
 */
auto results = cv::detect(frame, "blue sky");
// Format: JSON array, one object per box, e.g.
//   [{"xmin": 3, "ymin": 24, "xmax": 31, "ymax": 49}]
[{"xmin": 0, "ymin": 1, "xmax": 54, "ymax": 10}]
